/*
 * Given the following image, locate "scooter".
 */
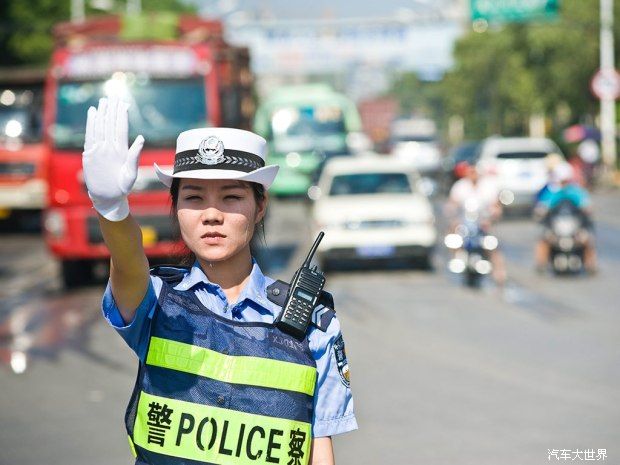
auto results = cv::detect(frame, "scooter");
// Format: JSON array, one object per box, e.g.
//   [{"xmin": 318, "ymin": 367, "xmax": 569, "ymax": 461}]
[
  {"xmin": 445, "ymin": 207, "xmax": 498, "ymax": 288},
  {"xmin": 544, "ymin": 201, "xmax": 589, "ymax": 275}
]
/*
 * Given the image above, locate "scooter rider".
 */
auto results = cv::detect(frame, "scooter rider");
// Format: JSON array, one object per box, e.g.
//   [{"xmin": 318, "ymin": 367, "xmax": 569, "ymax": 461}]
[
  {"xmin": 445, "ymin": 162, "xmax": 507, "ymax": 286},
  {"xmin": 82, "ymin": 97, "xmax": 357, "ymax": 465},
  {"xmin": 534, "ymin": 162, "xmax": 598, "ymax": 274}
]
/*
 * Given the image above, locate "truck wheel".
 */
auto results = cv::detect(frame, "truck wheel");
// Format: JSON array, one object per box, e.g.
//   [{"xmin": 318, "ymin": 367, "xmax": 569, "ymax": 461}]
[{"xmin": 61, "ymin": 260, "xmax": 93, "ymax": 288}]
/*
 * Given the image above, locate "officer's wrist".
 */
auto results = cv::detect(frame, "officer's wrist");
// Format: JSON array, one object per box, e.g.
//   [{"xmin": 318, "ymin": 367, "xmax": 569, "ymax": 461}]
[{"xmin": 90, "ymin": 196, "xmax": 130, "ymax": 222}]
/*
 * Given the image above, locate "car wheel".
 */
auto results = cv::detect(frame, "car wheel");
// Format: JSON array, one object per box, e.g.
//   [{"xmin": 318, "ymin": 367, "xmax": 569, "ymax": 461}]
[
  {"xmin": 410, "ymin": 253, "xmax": 433, "ymax": 271},
  {"xmin": 418, "ymin": 253, "xmax": 434, "ymax": 271}
]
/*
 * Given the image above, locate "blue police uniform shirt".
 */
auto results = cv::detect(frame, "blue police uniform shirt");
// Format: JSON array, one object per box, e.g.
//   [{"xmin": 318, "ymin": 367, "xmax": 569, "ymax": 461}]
[{"xmin": 102, "ymin": 260, "xmax": 358, "ymax": 438}]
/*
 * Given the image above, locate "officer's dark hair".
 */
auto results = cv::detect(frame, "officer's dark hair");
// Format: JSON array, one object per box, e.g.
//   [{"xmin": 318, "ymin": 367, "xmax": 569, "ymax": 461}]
[{"xmin": 169, "ymin": 178, "xmax": 266, "ymax": 266}]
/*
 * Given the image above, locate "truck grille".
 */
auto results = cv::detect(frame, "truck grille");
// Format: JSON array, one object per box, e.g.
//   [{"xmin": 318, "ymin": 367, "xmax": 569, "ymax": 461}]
[
  {"xmin": 0, "ymin": 162, "xmax": 35, "ymax": 176},
  {"xmin": 87, "ymin": 215, "xmax": 176, "ymax": 244}
]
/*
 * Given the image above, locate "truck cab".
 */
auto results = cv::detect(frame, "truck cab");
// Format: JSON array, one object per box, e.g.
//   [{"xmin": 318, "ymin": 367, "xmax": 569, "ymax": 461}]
[
  {"xmin": 43, "ymin": 14, "xmax": 254, "ymax": 287},
  {"xmin": 0, "ymin": 67, "xmax": 47, "ymax": 224}
]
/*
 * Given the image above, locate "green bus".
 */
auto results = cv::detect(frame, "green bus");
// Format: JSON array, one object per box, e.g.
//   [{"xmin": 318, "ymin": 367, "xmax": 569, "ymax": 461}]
[{"xmin": 253, "ymin": 84, "xmax": 362, "ymax": 196}]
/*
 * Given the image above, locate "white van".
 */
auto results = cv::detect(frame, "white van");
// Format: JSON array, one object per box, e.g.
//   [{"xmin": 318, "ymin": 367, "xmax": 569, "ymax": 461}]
[
  {"xmin": 389, "ymin": 118, "xmax": 442, "ymax": 174},
  {"xmin": 476, "ymin": 137, "xmax": 562, "ymax": 210}
]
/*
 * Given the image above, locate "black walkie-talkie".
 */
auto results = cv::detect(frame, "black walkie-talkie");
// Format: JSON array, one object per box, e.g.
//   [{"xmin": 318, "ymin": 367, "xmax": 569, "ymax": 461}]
[{"xmin": 276, "ymin": 232, "xmax": 326, "ymax": 339}]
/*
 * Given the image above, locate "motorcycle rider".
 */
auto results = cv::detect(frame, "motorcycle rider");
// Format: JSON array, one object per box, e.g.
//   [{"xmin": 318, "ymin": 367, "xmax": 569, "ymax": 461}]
[
  {"xmin": 445, "ymin": 162, "xmax": 507, "ymax": 286},
  {"xmin": 535, "ymin": 152, "xmax": 565, "ymax": 203},
  {"xmin": 534, "ymin": 162, "xmax": 598, "ymax": 273}
]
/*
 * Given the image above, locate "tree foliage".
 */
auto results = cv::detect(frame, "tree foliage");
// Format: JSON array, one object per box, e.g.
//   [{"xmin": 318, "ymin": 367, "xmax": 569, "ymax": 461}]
[
  {"xmin": 389, "ymin": 0, "xmax": 616, "ymax": 140},
  {"xmin": 0, "ymin": 0, "xmax": 196, "ymax": 66}
]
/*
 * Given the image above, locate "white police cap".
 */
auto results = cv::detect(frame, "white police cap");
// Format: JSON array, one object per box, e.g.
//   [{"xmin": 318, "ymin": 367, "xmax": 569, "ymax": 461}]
[{"xmin": 154, "ymin": 127, "xmax": 278, "ymax": 189}]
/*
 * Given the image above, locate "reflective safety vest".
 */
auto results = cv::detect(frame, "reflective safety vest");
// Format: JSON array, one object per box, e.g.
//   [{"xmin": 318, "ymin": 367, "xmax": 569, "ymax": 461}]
[{"xmin": 125, "ymin": 274, "xmax": 317, "ymax": 465}]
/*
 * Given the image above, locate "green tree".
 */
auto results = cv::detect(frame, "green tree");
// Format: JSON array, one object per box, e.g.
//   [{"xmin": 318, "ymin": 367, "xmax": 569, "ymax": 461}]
[
  {"xmin": 401, "ymin": 0, "xmax": 618, "ymax": 141},
  {"xmin": 442, "ymin": 26, "xmax": 539, "ymax": 137},
  {"xmin": 1, "ymin": 0, "xmax": 196, "ymax": 66}
]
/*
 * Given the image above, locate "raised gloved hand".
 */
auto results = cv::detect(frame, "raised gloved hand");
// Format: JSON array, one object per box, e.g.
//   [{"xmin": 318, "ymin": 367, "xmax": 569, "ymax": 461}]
[{"xmin": 82, "ymin": 97, "xmax": 144, "ymax": 221}]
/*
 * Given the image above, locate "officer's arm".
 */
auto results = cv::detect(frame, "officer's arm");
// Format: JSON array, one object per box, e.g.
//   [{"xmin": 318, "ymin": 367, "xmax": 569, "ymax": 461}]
[
  {"xmin": 311, "ymin": 437, "xmax": 335, "ymax": 465},
  {"xmin": 98, "ymin": 213, "xmax": 150, "ymax": 324}
]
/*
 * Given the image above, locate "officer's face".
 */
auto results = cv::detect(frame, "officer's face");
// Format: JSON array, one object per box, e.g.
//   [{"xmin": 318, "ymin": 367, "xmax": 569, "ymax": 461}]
[{"xmin": 176, "ymin": 179, "xmax": 266, "ymax": 262}]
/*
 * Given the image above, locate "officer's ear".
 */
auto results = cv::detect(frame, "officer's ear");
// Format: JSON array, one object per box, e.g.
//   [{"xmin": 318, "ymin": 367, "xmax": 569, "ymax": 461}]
[{"xmin": 255, "ymin": 190, "xmax": 268, "ymax": 225}]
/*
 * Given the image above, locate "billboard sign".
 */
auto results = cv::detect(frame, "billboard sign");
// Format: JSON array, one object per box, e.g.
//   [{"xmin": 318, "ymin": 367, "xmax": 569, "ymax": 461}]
[{"xmin": 471, "ymin": 0, "xmax": 559, "ymax": 23}]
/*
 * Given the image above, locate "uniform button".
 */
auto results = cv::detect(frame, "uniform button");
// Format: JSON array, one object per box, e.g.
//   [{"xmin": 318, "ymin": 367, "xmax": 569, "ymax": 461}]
[
  {"xmin": 217, "ymin": 395, "xmax": 225, "ymax": 405},
  {"xmin": 223, "ymin": 304, "xmax": 228, "ymax": 313}
]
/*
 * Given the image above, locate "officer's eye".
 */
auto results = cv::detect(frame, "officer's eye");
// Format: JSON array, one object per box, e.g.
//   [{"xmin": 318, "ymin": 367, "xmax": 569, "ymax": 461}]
[
  {"xmin": 184, "ymin": 195, "xmax": 201, "ymax": 201},
  {"xmin": 224, "ymin": 195, "xmax": 243, "ymax": 200}
]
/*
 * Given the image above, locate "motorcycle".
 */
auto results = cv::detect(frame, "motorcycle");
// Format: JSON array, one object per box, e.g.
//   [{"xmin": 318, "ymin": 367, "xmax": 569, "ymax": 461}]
[
  {"xmin": 445, "ymin": 204, "xmax": 498, "ymax": 288},
  {"xmin": 544, "ymin": 201, "xmax": 589, "ymax": 274}
]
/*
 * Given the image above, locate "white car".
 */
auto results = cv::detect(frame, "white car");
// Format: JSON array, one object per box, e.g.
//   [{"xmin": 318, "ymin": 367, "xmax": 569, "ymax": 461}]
[
  {"xmin": 310, "ymin": 154, "xmax": 437, "ymax": 270},
  {"xmin": 476, "ymin": 137, "xmax": 562, "ymax": 210}
]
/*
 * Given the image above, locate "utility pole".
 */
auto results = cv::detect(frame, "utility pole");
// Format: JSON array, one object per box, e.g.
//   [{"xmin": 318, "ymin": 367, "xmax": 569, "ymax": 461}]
[
  {"xmin": 71, "ymin": 0, "xmax": 85, "ymax": 23},
  {"xmin": 600, "ymin": 0, "xmax": 617, "ymax": 175},
  {"xmin": 127, "ymin": 0, "xmax": 142, "ymax": 15}
]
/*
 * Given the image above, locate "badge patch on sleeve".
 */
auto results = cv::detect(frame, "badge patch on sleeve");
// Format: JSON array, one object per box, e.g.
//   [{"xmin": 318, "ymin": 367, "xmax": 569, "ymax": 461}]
[{"xmin": 333, "ymin": 334, "xmax": 350, "ymax": 387}]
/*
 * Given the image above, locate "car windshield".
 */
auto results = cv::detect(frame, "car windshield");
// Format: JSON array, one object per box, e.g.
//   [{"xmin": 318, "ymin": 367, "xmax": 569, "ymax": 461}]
[
  {"xmin": 329, "ymin": 172, "xmax": 412, "ymax": 196},
  {"xmin": 497, "ymin": 151, "xmax": 548, "ymax": 159},
  {"xmin": 0, "ymin": 89, "xmax": 42, "ymax": 143},
  {"xmin": 271, "ymin": 105, "xmax": 346, "ymax": 139},
  {"xmin": 54, "ymin": 74, "xmax": 207, "ymax": 150}
]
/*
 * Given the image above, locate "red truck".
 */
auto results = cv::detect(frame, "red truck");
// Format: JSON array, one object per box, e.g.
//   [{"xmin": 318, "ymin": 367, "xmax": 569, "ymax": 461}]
[
  {"xmin": 42, "ymin": 14, "xmax": 254, "ymax": 287},
  {"xmin": 0, "ymin": 67, "xmax": 47, "ymax": 226}
]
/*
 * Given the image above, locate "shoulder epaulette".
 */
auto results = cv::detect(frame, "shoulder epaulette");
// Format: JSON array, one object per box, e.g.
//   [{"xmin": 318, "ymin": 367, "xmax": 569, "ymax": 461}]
[
  {"xmin": 266, "ymin": 280, "xmax": 336, "ymax": 332},
  {"xmin": 150, "ymin": 265, "xmax": 191, "ymax": 285}
]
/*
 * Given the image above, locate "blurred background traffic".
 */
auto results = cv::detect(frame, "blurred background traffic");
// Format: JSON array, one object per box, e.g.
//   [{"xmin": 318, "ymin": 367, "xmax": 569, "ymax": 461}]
[{"xmin": 1, "ymin": 1, "xmax": 619, "ymax": 464}]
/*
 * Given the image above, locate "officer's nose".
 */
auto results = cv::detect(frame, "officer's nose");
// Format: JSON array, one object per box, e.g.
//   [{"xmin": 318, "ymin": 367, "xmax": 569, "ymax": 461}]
[{"xmin": 200, "ymin": 207, "xmax": 224, "ymax": 225}]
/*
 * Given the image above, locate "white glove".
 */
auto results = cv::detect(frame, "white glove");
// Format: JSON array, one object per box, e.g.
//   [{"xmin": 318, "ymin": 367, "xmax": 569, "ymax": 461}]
[{"xmin": 82, "ymin": 97, "xmax": 145, "ymax": 221}]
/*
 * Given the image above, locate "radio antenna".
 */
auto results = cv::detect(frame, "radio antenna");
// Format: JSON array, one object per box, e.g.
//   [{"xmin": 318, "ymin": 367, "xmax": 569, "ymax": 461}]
[{"xmin": 302, "ymin": 232, "xmax": 324, "ymax": 267}]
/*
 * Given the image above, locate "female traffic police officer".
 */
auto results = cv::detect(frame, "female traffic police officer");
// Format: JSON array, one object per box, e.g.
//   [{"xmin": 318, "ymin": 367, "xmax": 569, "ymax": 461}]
[{"xmin": 83, "ymin": 98, "xmax": 357, "ymax": 465}]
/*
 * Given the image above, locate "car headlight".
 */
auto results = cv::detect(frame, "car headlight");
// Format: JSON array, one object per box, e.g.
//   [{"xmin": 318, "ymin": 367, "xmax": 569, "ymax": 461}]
[
  {"xmin": 44, "ymin": 209, "xmax": 66, "ymax": 239},
  {"xmin": 474, "ymin": 259, "xmax": 492, "ymax": 275},
  {"xmin": 444, "ymin": 234, "xmax": 463, "ymax": 249},
  {"xmin": 482, "ymin": 235, "xmax": 498, "ymax": 251},
  {"xmin": 448, "ymin": 258, "xmax": 466, "ymax": 273}
]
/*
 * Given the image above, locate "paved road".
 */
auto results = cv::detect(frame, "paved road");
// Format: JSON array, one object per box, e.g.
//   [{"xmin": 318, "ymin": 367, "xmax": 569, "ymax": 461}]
[{"xmin": 0, "ymin": 192, "xmax": 619, "ymax": 465}]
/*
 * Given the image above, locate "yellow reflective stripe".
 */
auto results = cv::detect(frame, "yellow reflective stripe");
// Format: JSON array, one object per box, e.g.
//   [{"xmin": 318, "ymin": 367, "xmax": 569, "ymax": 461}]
[
  {"xmin": 146, "ymin": 337, "xmax": 316, "ymax": 396},
  {"xmin": 127, "ymin": 435, "xmax": 138, "ymax": 458},
  {"xmin": 133, "ymin": 391, "xmax": 311, "ymax": 465}
]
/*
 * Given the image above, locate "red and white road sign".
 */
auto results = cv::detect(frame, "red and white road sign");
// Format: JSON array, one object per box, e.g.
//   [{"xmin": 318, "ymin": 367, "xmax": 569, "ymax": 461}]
[{"xmin": 591, "ymin": 68, "xmax": 620, "ymax": 100}]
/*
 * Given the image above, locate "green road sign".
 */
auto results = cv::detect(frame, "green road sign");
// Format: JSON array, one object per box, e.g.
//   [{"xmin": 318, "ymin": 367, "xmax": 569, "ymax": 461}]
[{"xmin": 471, "ymin": 0, "xmax": 559, "ymax": 24}]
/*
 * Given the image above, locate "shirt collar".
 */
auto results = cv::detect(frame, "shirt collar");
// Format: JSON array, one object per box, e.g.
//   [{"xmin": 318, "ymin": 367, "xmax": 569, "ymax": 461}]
[{"xmin": 174, "ymin": 259, "xmax": 276, "ymax": 314}]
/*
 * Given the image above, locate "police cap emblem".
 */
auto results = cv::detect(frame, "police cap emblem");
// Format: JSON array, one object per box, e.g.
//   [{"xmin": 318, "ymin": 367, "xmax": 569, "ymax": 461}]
[{"xmin": 197, "ymin": 136, "xmax": 225, "ymax": 165}]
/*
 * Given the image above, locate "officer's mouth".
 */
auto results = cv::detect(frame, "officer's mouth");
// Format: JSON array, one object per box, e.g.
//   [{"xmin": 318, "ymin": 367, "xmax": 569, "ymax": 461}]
[{"xmin": 201, "ymin": 232, "xmax": 226, "ymax": 245}]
